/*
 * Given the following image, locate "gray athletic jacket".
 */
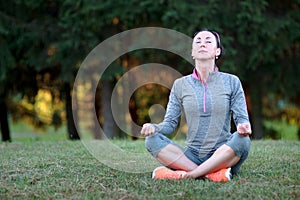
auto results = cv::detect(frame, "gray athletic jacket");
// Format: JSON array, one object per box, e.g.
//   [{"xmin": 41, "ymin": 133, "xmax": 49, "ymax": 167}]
[{"xmin": 153, "ymin": 70, "xmax": 250, "ymax": 157}]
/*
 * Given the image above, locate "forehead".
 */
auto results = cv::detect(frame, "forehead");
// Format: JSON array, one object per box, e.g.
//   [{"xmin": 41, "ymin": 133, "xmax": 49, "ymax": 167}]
[{"xmin": 194, "ymin": 31, "xmax": 215, "ymax": 40}]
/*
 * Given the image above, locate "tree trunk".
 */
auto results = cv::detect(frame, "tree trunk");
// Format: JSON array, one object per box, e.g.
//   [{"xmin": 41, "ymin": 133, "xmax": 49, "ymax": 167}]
[
  {"xmin": 249, "ymin": 71, "xmax": 265, "ymax": 139},
  {"xmin": 0, "ymin": 100, "xmax": 11, "ymax": 142},
  {"xmin": 129, "ymin": 96, "xmax": 139, "ymax": 140},
  {"xmin": 93, "ymin": 85, "xmax": 103, "ymax": 139},
  {"xmin": 64, "ymin": 82, "xmax": 80, "ymax": 140},
  {"xmin": 100, "ymin": 79, "xmax": 117, "ymax": 139}
]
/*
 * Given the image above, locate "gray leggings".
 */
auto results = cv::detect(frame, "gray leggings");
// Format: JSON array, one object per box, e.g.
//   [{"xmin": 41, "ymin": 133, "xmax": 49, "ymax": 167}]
[{"xmin": 145, "ymin": 132, "xmax": 251, "ymax": 174}]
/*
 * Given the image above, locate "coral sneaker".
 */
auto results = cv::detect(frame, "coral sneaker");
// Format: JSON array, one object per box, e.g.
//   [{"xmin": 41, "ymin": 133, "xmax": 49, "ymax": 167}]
[
  {"xmin": 205, "ymin": 168, "xmax": 232, "ymax": 182},
  {"xmin": 152, "ymin": 166, "xmax": 187, "ymax": 180}
]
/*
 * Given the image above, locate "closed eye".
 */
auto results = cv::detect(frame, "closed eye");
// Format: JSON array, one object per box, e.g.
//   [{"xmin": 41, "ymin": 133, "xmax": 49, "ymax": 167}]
[{"xmin": 196, "ymin": 40, "xmax": 212, "ymax": 44}]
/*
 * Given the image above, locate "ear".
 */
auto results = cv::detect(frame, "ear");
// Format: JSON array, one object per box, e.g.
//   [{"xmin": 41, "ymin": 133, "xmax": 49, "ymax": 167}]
[{"xmin": 191, "ymin": 48, "xmax": 195, "ymax": 59}]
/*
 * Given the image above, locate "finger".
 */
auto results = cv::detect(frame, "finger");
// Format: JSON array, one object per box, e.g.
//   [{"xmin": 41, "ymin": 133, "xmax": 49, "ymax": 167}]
[
  {"xmin": 140, "ymin": 126, "xmax": 146, "ymax": 134},
  {"xmin": 238, "ymin": 132, "xmax": 247, "ymax": 137},
  {"xmin": 141, "ymin": 127, "xmax": 151, "ymax": 136},
  {"xmin": 238, "ymin": 124, "xmax": 249, "ymax": 133},
  {"xmin": 147, "ymin": 128, "xmax": 154, "ymax": 136},
  {"xmin": 141, "ymin": 126, "xmax": 149, "ymax": 136}
]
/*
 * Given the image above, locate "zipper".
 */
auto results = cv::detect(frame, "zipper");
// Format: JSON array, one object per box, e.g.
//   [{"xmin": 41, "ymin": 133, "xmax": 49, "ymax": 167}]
[
  {"xmin": 195, "ymin": 69, "xmax": 214, "ymax": 113},
  {"xmin": 203, "ymin": 82, "xmax": 207, "ymax": 112},
  {"xmin": 201, "ymin": 74, "xmax": 210, "ymax": 113}
]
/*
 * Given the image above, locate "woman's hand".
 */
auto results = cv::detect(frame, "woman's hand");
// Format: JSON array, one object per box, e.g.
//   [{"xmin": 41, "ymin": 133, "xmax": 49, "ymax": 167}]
[
  {"xmin": 141, "ymin": 123, "xmax": 155, "ymax": 137},
  {"xmin": 237, "ymin": 123, "xmax": 252, "ymax": 136}
]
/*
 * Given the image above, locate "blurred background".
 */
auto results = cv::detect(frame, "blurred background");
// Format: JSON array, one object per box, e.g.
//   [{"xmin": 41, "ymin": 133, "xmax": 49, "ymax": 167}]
[{"xmin": 0, "ymin": 0, "xmax": 299, "ymax": 142}]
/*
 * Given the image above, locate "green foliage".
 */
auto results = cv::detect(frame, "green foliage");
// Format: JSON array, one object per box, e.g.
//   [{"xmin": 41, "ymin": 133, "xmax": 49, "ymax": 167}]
[
  {"xmin": 263, "ymin": 119, "xmax": 298, "ymax": 140},
  {"xmin": 0, "ymin": 0, "xmax": 299, "ymax": 138},
  {"xmin": 234, "ymin": 1, "xmax": 299, "ymax": 86}
]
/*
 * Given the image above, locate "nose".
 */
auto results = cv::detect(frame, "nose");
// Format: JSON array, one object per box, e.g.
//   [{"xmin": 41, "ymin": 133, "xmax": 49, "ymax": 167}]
[{"xmin": 198, "ymin": 42, "xmax": 205, "ymax": 47}]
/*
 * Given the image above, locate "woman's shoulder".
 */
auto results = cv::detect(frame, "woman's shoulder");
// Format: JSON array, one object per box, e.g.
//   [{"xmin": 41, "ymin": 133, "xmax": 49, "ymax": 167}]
[
  {"xmin": 174, "ymin": 74, "xmax": 193, "ymax": 84},
  {"xmin": 217, "ymin": 72, "xmax": 244, "ymax": 92},
  {"xmin": 218, "ymin": 72, "xmax": 241, "ymax": 82},
  {"xmin": 171, "ymin": 75, "xmax": 194, "ymax": 93}
]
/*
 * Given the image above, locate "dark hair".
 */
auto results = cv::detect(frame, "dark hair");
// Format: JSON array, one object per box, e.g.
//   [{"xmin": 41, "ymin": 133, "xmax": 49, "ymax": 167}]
[{"xmin": 193, "ymin": 29, "xmax": 223, "ymax": 61}]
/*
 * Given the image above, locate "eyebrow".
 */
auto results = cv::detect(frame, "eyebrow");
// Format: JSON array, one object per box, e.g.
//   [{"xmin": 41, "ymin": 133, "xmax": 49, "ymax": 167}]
[{"xmin": 196, "ymin": 36, "xmax": 212, "ymax": 40}]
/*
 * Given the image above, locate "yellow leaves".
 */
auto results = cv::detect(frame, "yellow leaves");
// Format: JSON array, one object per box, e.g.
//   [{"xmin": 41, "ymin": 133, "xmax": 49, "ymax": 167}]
[
  {"xmin": 47, "ymin": 44, "xmax": 56, "ymax": 56},
  {"xmin": 112, "ymin": 17, "xmax": 119, "ymax": 25},
  {"xmin": 289, "ymin": 118, "xmax": 296, "ymax": 125},
  {"xmin": 282, "ymin": 105, "xmax": 300, "ymax": 126},
  {"xmin": 18, "ymin": 89, "xmax": 65, "ymax": 127},
  {"xmin": 19, "ymin": 96, "xmax": 34, "ymax": 112},
  {"xmin": 35, "ymin": 89, "xmax": 53, "ymax": 124}
]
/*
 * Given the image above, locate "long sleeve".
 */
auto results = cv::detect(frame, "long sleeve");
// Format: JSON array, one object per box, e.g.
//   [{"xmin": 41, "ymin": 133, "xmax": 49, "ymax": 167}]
[
  {"xmin": 230, "ymin": 76, "xmax": 250, "ymax": 126},
  {"xmin": 152, "ymin": 80, "xmax": 182, "ymax": 135}
]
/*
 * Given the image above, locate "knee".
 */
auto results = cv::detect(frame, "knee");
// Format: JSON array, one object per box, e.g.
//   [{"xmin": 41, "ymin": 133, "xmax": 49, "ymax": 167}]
[
  {"xmin": 145, "ymin": 133, "xmax": 171, "ymax": 157},
  {"xmin": 237, "ymin": 135, "xmax": 250, "ymax": 159},
  {"xmin": 242, "ymin": 135, "xmax": 251, "ymax": 151},
  {"xmin": 228, "ymin": 132, "xmax": 251, "ymax": 159},
  {"xmin": 144, "ymin": 133, "xmax": 162, "ymax": 153},
  {"xmin": 145, "ymin": 135, "xmax": 155, "ymax": 150},
  {"xmin": 234, "ymin": 132, "xmax": 251, "ymax": 149}
]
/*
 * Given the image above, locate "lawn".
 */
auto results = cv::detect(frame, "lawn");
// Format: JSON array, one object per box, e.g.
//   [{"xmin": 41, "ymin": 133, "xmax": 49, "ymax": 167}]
[{"xmin": 0, "ymin": 139, "xmax": 299, "ymax": 199}]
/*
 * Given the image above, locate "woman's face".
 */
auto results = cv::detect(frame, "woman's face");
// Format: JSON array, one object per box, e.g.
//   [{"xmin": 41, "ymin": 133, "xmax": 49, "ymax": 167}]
[{"xmin": 192, "ymin": 31, "xmax": 221, "ymax": 61}]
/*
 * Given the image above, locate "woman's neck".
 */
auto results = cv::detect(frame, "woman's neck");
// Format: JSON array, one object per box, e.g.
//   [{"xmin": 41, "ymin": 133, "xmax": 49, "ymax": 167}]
[{"xmin": 195, "ymin": 60, "xmax": 215, "ymax": 83}]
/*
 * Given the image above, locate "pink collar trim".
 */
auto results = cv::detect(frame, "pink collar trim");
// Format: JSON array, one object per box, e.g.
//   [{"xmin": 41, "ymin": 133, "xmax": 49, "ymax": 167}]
[{"xmin": 192, "ymin": 67, "xmax": 219, "ymax": 80}]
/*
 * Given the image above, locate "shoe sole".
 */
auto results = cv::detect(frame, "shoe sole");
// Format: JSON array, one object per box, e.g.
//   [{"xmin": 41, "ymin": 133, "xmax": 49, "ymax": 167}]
[{"xmin": 225, "ymin": 168, "xmax": 232, "ymax": 181}]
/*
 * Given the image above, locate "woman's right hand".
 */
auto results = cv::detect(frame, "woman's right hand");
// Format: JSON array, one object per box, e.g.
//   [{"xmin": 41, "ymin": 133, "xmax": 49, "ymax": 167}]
[
  {"xmin": 141, "ymin": 123, "xmax": 155, "ymax": 137},
  {"xmin": 237, "ymin": 123, "xmax": 252, "ymax": 136}
]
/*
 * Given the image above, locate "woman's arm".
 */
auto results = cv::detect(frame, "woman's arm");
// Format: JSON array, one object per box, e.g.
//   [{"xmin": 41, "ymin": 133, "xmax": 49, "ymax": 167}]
[
  {"xmin": 141, "ymin": 79, "xmax": 182, "ymax": 136},
  {"xmin": 230, "ymin": 76, "xmax": 252, "ymax": 136}
]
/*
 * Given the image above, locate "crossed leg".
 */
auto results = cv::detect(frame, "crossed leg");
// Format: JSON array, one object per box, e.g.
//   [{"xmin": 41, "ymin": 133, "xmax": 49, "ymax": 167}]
[{"xmin": 156, "ymin": 143, "xmax": 240, "ymax": 179}]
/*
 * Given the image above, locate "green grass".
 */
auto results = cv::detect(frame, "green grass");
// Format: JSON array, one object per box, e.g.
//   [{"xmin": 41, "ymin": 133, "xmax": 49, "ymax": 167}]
[
  {"xmin": 1, "ymin": 140, "xmax": 299, "ymax": 200},
  {"xmin": 10, "ymin": 121, "xmax": 68, "ymax": 142},
  {"xmin": 263, "ymin": 120, "xmax": 299, "ymax": 140}
]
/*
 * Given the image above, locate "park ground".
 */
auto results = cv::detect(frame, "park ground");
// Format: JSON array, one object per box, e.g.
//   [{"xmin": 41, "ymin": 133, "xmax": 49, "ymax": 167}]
[{"xmin": 0, "ymin": 131, "xmax": 299, "ymax": 200}]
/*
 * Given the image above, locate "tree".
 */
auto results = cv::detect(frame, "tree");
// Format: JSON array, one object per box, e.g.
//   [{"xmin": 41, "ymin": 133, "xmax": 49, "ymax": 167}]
[
  {"xmin": 0, "ymin": 0, "xmax": 81, "ymax": 140},
  {"xmin": 233, "ymin": 0, "xmax": 300, "ymax": 138},
  {"xmin": 172, "ymin": 0, "xmax": 300, "ymax": 139},
  {"xmin": 1, "ymin": 0, "xmax": 299, "ymax": 141},
  {"xmin": 0, "ymin": 96, "xmax": 11, "ymax": 142},
  {"xmin": 44, "ymin": 0, "xmax": 300, "ymax": 139},
  {"xmin": 0, "ymin": 1, "xmax": 16, "ymax": 142}
]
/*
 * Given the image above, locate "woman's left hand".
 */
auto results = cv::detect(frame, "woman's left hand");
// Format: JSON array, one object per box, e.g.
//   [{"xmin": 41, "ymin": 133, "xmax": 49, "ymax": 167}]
[{"xmin": 237, "ymin": 123, "xmax": 252, "ymax": 136}]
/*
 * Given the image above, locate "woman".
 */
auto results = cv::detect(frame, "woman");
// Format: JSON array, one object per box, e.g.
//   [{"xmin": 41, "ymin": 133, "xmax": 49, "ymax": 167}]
[{"xmin": 140, "ymin": 30, "xmax": 251, "ymax": 182}]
